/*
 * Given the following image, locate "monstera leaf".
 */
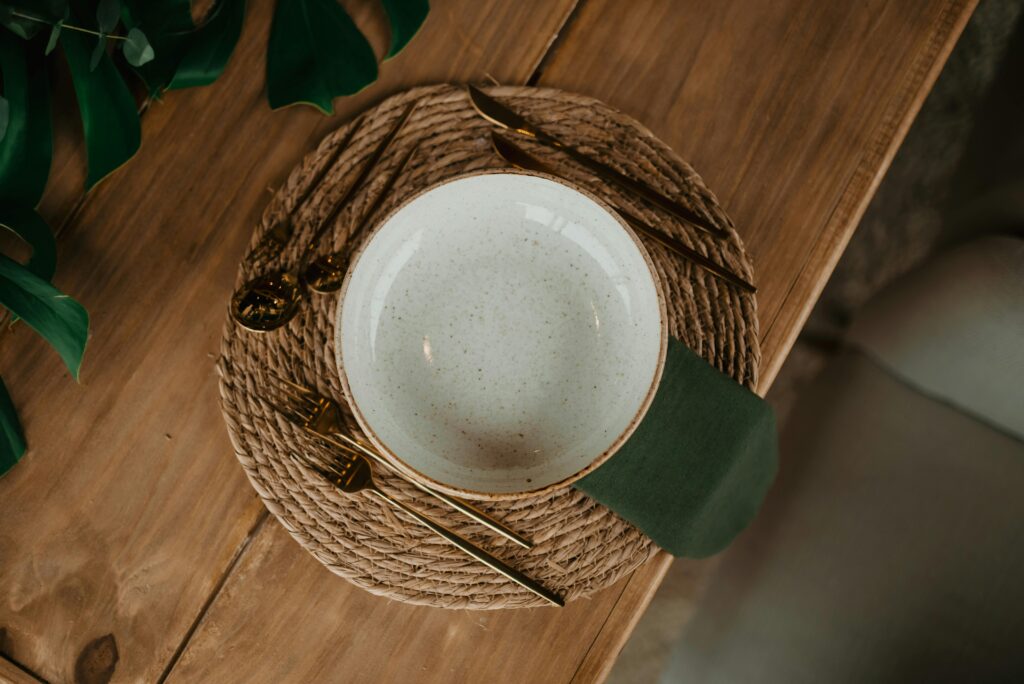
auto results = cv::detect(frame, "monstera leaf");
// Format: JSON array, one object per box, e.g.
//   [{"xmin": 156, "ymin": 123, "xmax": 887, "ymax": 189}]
[
  {"xmin": 0, "ymin": 251, "xmax": 89, "ymax": 476},
  {"xmin": 2, "ymin": 206, "xmax": 56, "ymax": 281},
  {"xmin": 0, "ymin": 254, "xmax": 88, "ymax": 380},
  {"xmin": 0, "ymin": 254, "xmax": 89, "ymax": 476},
  {"xmin": 0, "ymin": 376, "xmax": 26, "ymax": 476},
  {"xmin": 267, "ymin": 0, "xmax": 429, "ymax": 113},
  {"xmin": 0, "ymin": 0, "xmax": 430, "ymax": 475},
  {"xmin": 167, "ymin": 0, "xmax": 245, "ymax": 89},
  {"xmin": 0, "ymin": 30, "xmax": 51, "ymax": 203},
  {"xmin": 121, "ymin": 0, "xmax": 244, "ymax": 94},
  {"xmin": 266, "ymin": 0, "xmax": 377, "ymax": 112},
  {"xmin": 381, "ymin": 0, "xmax": 427, "ymax": 59},
  {"xmin": 61, "ymin": 14, "xmax": 141, "ymax": 189}
]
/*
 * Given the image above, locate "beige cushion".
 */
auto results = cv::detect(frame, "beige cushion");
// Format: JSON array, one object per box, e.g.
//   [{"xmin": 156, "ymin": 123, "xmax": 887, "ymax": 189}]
[
  {"xmin": 662, "ymin": 352, "xmax": 1024, "ymax": 683},
  {"xmin": 848, "ymin": 236, "xmax": 1024, "ymax": 439}
]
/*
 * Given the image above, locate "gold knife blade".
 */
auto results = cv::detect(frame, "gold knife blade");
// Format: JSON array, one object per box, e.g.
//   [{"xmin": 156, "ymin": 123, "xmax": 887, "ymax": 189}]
[
  {"xmin": 468, "ymin": 85, "xmax": 729, "ymax": 240},
  {"xmin": 491, "ymin": 132, "xmax": 756, "ymax": 294}
]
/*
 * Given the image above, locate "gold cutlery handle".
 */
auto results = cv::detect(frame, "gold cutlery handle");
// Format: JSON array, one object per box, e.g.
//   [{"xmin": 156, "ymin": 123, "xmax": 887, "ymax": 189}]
[
  {"xmin": 466, "ymin": 85, "xmax": 726, "ymax": 239},
  {"xmin": 489, "ymin": 131, "xmax": 756, "ymax": 294},
  {"xmin": 367, "ymin": 487, "xmax": 563, "ymax": 607},
  {"xmin": 326, "ymin": 431, "xmax": 533, "ymax": 549},
  {"xmin": 416, "ymin": 483, "xmax": 534, "ymax": 549},
  {"xmin": 547, "ymin": 138, "xmax": 730, "ymax": 240},
  {"xmin": 615, "ymin": 208, "xmax": 758, "ymax": 294}
]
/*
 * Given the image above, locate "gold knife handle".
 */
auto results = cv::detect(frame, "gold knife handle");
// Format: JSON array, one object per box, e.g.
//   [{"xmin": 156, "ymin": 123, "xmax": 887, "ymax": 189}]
[
  {"xmin": 325, "ymin": 431, "xmax": 534, "ymax": 549},
  {"xmin": 617, "ymin": 209, "xmax": 758, "ymax": 294},
  {"xmin": 551, "ymin": 141, "xmax": 729, "ymax": 240},
  {"xmin": 491, "ymin": 131, "xmax": 755, "ymax": 294},
  {"xmin": 466, "ymin": 85, "xmax": 725, "ymax": 239},
  {"xmin": 414, "ymin": 483, "xmax": 535, "ymax": 549},
  {"xmin": 368, "ymin": 487, "xmax": 563, "ymax": 607}
]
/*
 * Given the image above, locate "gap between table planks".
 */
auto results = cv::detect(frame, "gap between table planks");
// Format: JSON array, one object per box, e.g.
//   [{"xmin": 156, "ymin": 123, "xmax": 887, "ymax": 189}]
[
  {"xmin": 0, "ymin": 655, "xmax": 43, "ymax": 684},
  {"xmin": 0, "ymin": 1, "xmax": 579, "ymax": 681},
  {"xmin": 0, "ymin": 0, "xmax": 975, "ymax": 682}
]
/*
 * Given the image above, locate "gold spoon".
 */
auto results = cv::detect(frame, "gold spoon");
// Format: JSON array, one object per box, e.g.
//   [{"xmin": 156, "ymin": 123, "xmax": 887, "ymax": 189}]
[
  {"xmin": 231, "ymin": 102, "xmax": 419, "ymax": 332},
  {"xmin": 302, "ymin": 142, "xmax": 420, "ymax": 294}
]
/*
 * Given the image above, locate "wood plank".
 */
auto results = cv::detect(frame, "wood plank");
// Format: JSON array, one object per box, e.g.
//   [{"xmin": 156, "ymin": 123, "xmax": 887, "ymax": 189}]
[
  {"xmin": 0, "ymin": 1, "xmax": 578, "ymax": 682},
  {"xmin": 544, "ymin": 0, "xmax": 977, "ymax": 679},
  {"xmin": 161, "ymin": 1, "xmax": 974, "ymax": 684},
  {"xmin": 0, "ymin": 656, "xmax": 43, "ymax": 684},
  {"xmin": 162, "ymin": 2, "xmax": 975, "ymax": 684},
  {"xmin": 541, "ymin": 0, "xmax": 976, "ymax": 390},
  {"xmin": 168, "ymin": 521, "xmax": 619, "ymax": 683}
]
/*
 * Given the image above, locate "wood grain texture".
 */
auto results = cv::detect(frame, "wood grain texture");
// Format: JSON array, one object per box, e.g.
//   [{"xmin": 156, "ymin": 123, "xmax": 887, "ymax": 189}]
[
  {"xmin": 34, "ymin": 67, "xmax": 90, "ymax": 230},
  {"xmin": 162, "ymin": 1, "xmax": 974, "ymax": 683},
  {"xmin": 0, "ymin": 656, "xmax": 43, "ymax": 684},
  {"xmin": 0, "ymin": 1, "xmax": 578, "ymax": 682},
  {"xmin": 167, "ymin": 521, "xmax": 620, "ymax": 683},
  {"xmin": 0, "ymin": 0, "xmax": 973, "ymax": 681},
  {"xmin": 541, "ymin": 0, "xmax": 977, "ymax": 390},
  {"xmin": 544, "ymin": 0, "xmax": 976, "ymax": 679}
]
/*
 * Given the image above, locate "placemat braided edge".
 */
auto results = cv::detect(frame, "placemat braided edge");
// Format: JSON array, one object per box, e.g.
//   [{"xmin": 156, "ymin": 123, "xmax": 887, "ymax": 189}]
[{"xmin": 217, "ymin": 84, "xmax": 760, "ymax": 609}]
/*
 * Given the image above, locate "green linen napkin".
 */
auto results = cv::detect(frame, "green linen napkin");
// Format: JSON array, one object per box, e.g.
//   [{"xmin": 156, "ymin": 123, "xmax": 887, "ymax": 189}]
[{"xmin": 575, "ymin": 337, "xmax": 778, "ymax": 557}]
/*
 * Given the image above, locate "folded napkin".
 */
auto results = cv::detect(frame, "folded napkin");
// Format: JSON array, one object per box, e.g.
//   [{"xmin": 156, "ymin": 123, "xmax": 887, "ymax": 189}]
[{"xmin": 575, "ymin": 338, "xmax": 778, "ymax": 557}]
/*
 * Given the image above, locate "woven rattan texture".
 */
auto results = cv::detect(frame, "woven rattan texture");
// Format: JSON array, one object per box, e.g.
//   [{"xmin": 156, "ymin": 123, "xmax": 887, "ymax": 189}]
[{"xmin": 218, "ymin": 84, "xmax": 760, "ymax": 609}]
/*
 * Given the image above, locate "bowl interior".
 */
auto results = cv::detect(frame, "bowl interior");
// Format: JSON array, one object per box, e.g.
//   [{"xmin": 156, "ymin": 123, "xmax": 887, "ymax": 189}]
[{"xmin": 338, "ymin": 172, "xmax": 665, "ymax": 497}]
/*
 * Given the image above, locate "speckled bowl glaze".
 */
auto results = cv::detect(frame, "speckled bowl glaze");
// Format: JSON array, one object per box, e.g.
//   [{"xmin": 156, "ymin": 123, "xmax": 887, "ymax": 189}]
[{"xmin": 337, "ymin": 171, "xmax": 667, "ymax": 500}]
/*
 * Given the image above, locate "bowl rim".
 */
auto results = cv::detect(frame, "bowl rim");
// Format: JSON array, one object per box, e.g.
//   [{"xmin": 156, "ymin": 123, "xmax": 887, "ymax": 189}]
[{"xmin": 335, "ymin": 169, "xmax": 669, "ymax": 501}]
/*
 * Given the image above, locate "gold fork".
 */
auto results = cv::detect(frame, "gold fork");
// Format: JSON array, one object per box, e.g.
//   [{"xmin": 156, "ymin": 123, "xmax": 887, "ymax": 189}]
[
  {"xmin": 286, "ymin": 449, "xmax": 562, "ymax": 606},
  {"xmin": 266, "ymin": 373, "xmax": 533, "ymax": 549}
]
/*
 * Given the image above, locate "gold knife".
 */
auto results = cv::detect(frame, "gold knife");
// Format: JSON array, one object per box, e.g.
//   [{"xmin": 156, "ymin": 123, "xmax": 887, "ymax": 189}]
[
  {"xmin": 492, "ymin": 132, "xmax": 756, "ymax": 294},
  {"xmin": 467, "ymin": 85, "xmax": 729, "ymax": 240}
]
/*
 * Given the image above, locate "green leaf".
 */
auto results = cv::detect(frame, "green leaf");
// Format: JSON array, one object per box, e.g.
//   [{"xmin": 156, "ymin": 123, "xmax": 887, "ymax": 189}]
[
  {"xmin": 266, "ymin": 0, "xmax": 377, "ymax": 114},
  {"xmin": 0, "ymin": 31, "xmax": 52, "ymax": 207},
  {"xmin": 1, "ymin": 206, "xmax": 56, "ymax": 281},
  {"xmin": 89, "ymin": 32, "xmax": 105, "ymax": 70},
  {"xmin": 0, "ymin": 253, "xmax": 88, "ymax": 380},
  {"xmin": 380, "ymin": 0, "xmax": 428, "ymax": 59},
  {"xmin": 122, "ymin": 26, "xmax": 152, "ymax": 66},
  {"xmin": 167, "ymin": 0, "xmax": 244, "ymax": 89},
  {"xmin": 61, "ymin": 18, "xmax": 140, "ymax": 189},
  {"xmin": 1, "ymin": 6, "xmax": 43, "ymax": 39},
  {"xmin": 120, "ymin": 0, "xmax": 194, "ymax": 94},
  {"xmin": 0, "ymin": 1, "xmax": 67, "ymax": 39},
  {"xmin": 96, "ymin": 0, "xmax": 118, "ymax": 33},
  {"xmin": 44, "ymin": 19, "xmax": 61, "ymax": 54},
  {"xmin": 0, "ymin": 375, "xmax": 26, "ymax": 477}
]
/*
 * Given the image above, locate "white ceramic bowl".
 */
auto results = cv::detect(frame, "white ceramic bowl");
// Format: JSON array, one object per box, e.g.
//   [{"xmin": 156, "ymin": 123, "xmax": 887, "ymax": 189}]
[{"xmin": 337, "ymin": 171, "xmax": 667, "ymax": 500}]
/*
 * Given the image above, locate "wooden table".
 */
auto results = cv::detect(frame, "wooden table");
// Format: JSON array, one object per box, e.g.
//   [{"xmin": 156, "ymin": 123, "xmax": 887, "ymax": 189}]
[{"xmin": 0, "ymin": 1, "xmax": 975, "ymax": 682}]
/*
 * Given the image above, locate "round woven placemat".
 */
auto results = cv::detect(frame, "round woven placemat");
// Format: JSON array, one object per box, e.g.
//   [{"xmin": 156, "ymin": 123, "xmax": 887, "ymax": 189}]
[{"xmin": 218, "ymin": 84, "xmax": 760, "ymax": 609}]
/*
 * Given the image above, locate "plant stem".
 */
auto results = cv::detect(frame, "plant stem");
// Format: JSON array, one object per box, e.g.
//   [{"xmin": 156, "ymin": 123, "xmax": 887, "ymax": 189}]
[{"xmin": 10, "ymin": 10, "xmax": 127, "ymax": 40}]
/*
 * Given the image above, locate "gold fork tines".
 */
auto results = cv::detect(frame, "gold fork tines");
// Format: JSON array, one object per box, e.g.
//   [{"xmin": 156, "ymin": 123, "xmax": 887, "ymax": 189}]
[{"xmin": 265, "ymin": 371, "xmax": 533, "ymax": 549}]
